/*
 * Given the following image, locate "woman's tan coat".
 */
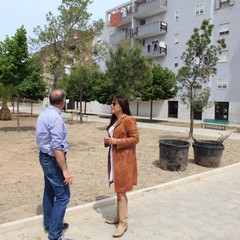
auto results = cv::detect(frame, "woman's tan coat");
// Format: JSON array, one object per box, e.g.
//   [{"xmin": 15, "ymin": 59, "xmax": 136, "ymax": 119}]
[{"xmin": 108, "ymin": 114, "xmax": 139, "ymax": 193}]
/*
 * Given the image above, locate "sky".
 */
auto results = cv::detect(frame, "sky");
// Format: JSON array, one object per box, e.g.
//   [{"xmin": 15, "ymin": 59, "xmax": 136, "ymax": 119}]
[{"xmin": 0, "ymin": 0, "xmax": 127, "ymax": 41}]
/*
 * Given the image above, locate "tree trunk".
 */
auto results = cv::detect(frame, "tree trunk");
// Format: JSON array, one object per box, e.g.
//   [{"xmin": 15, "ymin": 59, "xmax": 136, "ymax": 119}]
[
  {"xmin": 189, "ymin": 104, "xmax": 194, "ymax": 138},
  {"xmin": 79, "ymin": 90, "xmax": 83, "ymax": 123},
  {"xmin": 188, "ymin": 87, "xmax": 195, "ymax": 138},
  {"xmin": 17, "ymin": 97, "xmax": 20, "ymax": 132},
  {"xmin": 31, "ymin": 100, "xmax": 33, "ymax": 116},
  {"xmin": 84, "ymin": 101, "xmax": 87, "ymax": 114},
  {"xmin": 0, "ymin": 105, "xmax": 11, "ymax": 120},
  {"xmin": 12, "ymin": 98, "xmax": 15, "ymax": 114},
  {"xmin": 150, "ymin": 99, "xmax": 153, "ymax": 121}
]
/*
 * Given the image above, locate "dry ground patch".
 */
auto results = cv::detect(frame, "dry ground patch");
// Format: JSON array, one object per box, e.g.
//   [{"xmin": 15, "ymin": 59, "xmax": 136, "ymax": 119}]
[{"xmin": 0, "ymin": 115, "xmax": 239, "ymax": 224}]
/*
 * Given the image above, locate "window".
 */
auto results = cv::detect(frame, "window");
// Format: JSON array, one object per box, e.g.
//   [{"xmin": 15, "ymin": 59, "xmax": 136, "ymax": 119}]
[
  {"xmin": 217, "ymin": 77, "xmax": 228, "ymax": 89},
  {"xmin": 140, "ymin": 19, "xmax": 145, "ymax": 25},
  {"xmin": 193, "ymin": 85, "xmax": 202, "ymax": 90},
  {"xmin": 219, "ymin": 23, "xmax": 229, "ymax": 35},
  {"xmin": 215, "ymin": 101, "xmax": 229, "ymax": 120},
  {"xmin": 174, "ymin": 33, "xmax": 179, "ymax": 44},
  {"xmin": 194, "ymin": 78, "xmax": 202, "ymax": 89},
  {"xmin": 195, "ymin": 3, "xmax": 204, "ymax": 15},
  {"xmin": 64, "ymin": 64, "xmax": 71, "ymax": 75},
  {"xmin": 160, "ymin": 21, "xmax": 167, "ymax": 31},
  {"xmin": 215, "ymin": 0, "xmax": 235, "ymax": 10},
  {"xmin": 220, "ymin": 0, "xmax": 230, "ymax": 8},
  {"xmin": 218, "ymin": 50, "xmax": 228, "ymax": 62},
  {"xmin": 175, "ymin": 10, "xmax": 179, "ymax": 21},
  {"xmin": 139, "ymin": 38, "xmax": 145, "ymax": 46},
  {"xmin": 174, "ymin": 57, "xmax": 178, "ymax": 67}
]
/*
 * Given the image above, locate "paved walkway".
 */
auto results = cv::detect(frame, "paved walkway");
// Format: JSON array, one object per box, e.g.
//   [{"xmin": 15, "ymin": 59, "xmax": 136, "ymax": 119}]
[
  {"xmin": 1, "ymin": 112, "xmax": 240, "ymax": 239},
  {"xmin": 78, "ymin": 114, "xmax": 240, "ymax": 141}
]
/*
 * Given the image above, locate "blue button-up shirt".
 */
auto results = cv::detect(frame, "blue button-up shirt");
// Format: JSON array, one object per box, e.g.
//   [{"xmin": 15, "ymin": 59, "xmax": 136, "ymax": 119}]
[{"xmin": 36, "ymin": 105, "xmax": 68, "ymax": 156}]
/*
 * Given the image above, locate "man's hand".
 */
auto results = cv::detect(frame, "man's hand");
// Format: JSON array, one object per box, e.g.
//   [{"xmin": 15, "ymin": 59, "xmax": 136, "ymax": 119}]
[
  {"xmin": 54, "ymin": 149, "xmax": 73, "ymax": 185},
  {"xmin": 63, "ymin": 170, "xmax": 73, "ymax": 185}
]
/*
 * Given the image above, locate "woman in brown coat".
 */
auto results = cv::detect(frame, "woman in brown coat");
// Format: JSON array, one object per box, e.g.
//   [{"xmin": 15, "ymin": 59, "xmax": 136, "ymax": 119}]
[{"xmin": 104, "ymin": 96, "xmax": 139, "ymax": 238}]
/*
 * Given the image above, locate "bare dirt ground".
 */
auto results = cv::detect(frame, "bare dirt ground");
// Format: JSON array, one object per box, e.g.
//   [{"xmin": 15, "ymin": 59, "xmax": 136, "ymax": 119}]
[{"xmin": 0, "ymin": 114, "xmax": 239, "ymax": 224}]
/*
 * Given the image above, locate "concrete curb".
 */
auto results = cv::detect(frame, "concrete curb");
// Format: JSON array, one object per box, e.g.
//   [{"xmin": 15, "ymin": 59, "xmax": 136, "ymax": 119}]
[{"xmin": 1, "ymin": 162, "xmax": 240, "ymax": 234}]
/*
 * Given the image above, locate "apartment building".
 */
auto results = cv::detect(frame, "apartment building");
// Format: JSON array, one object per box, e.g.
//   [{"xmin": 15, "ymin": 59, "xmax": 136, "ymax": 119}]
[{"xmin": 94, "ymin": 0, "xmax": 240, "ymax": 123}]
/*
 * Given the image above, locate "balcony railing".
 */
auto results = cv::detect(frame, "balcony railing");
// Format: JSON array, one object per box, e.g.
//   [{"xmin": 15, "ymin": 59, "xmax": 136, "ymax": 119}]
[
  {"xmin": 136, "ymin": 21, "xmax": 167, "ymax": 38},
  {"xmin": 134, "ymin": 0, "xmax": 167, "ymax": 18},
  {"xmin": 142, "ymin": 43, "xmax": 167, "ymax": 58},
  {"xmin": 109, "ymin": 27, "xmax": 139, "ymax": 44},
  {"xmin": 109, "ymin": 31, "xmax": 126, "ymax": 44}
]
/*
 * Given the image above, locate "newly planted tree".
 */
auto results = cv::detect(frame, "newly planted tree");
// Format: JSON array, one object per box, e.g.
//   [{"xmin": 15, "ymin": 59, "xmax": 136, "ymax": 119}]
[
  {"xmin": 177, "ymin": 19, "xmax": 226, "ymax": 137},
  {"xmin": 66, "ymin": 63, "xmax": 101, "ymax": 122}
]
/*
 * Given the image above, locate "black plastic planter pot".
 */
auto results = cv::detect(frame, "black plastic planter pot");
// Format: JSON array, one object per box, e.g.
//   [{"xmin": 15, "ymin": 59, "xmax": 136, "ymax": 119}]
[
  {"xmin": 192, "ymin": 140, "xmax": 224, "ymax": 167},
  {"xmin": 159, "ymin": 139, "xmax": 190, "ymax": 171}
]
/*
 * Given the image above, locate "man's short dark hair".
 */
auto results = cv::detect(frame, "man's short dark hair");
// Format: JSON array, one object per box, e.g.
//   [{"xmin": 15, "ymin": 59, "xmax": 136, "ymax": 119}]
[{"xmin": 49, "ymin": 89, "xmax": 66, "ymax": 105}]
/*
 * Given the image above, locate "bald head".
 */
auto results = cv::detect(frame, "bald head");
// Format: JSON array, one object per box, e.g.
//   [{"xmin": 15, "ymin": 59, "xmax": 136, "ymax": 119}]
[{"xmin": 49, "ymin": 89, "xmax": 66, "ymax": 107}]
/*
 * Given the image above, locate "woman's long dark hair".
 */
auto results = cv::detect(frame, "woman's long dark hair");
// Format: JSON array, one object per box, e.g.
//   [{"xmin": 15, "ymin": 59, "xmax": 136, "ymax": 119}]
[{"xmin": 106, "ymin": 96, "xmax": 131, "ymax": 130}]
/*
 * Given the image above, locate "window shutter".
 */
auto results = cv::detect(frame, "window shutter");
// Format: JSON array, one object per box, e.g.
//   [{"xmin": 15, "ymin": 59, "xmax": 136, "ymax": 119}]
[
  {"xmin": 218, "ymin": 50, "xmax": 228, "ymax": 62},
  {"xmin": 219, "ymin": 23, "xmax": 229, "ymax": 34},
  {"xmin": 215, "ymin": 0, "xmax": 220, "ymax": 9},
  {"xmin": 229, "ymin": 0, "xmax": 235, "ymax": 6}
]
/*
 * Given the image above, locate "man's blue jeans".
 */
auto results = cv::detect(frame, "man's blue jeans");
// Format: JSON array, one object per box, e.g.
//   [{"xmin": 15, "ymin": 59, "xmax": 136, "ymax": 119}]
[{"xmin": 39, "ymin": 151, "xmax": 70, "ymax": 240}]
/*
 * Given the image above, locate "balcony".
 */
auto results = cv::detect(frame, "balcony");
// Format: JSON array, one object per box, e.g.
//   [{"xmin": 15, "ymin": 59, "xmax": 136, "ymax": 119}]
[
  {"xmin": 121, "ymin": 0, "xmax": 167, "ymax": 25},
  {"xmin": 136, "ymin": 21, "xmax": 167, "ymax": 38},
  {"xmin": 134, "ymin": 0, "xmax": 167, "ymax": 19},
  {"xmin": 142, "ymin": 43, "xmax": 167, "ymax": 58},
  {"xmin": 109, "ymin": 28, "xmax": 138, "ymax": 45},
  {"xmin": 109, "ymin": 31, "xmax": 126, "ymax": 44},
  {"xmin": 107, "ymin": 0, "xmax": 167, "ymax": 27}
]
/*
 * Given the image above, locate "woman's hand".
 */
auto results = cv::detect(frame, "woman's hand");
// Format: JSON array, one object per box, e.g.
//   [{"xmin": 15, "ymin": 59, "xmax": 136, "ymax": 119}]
[{"xmin": 104, "ymin": 137, "xmax": 118, "ymax": 145}]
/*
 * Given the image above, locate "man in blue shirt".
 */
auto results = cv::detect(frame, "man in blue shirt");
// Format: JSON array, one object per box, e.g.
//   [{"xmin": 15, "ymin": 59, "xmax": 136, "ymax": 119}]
[{"xmin": 36, "ymin": 89, "xmax": 73, "ymax": 240}]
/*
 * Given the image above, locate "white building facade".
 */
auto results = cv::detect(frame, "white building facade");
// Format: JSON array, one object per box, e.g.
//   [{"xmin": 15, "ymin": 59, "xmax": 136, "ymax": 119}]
[{"xmin": 93, "ymin": 0, "xmax": 240, "ymax": 123}]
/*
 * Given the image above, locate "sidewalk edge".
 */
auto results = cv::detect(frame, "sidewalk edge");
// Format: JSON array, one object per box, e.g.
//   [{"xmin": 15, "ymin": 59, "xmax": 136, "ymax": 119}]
[{"xmin": 1, "ymin": 162, "xmax": 240, "ymax": 233}]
